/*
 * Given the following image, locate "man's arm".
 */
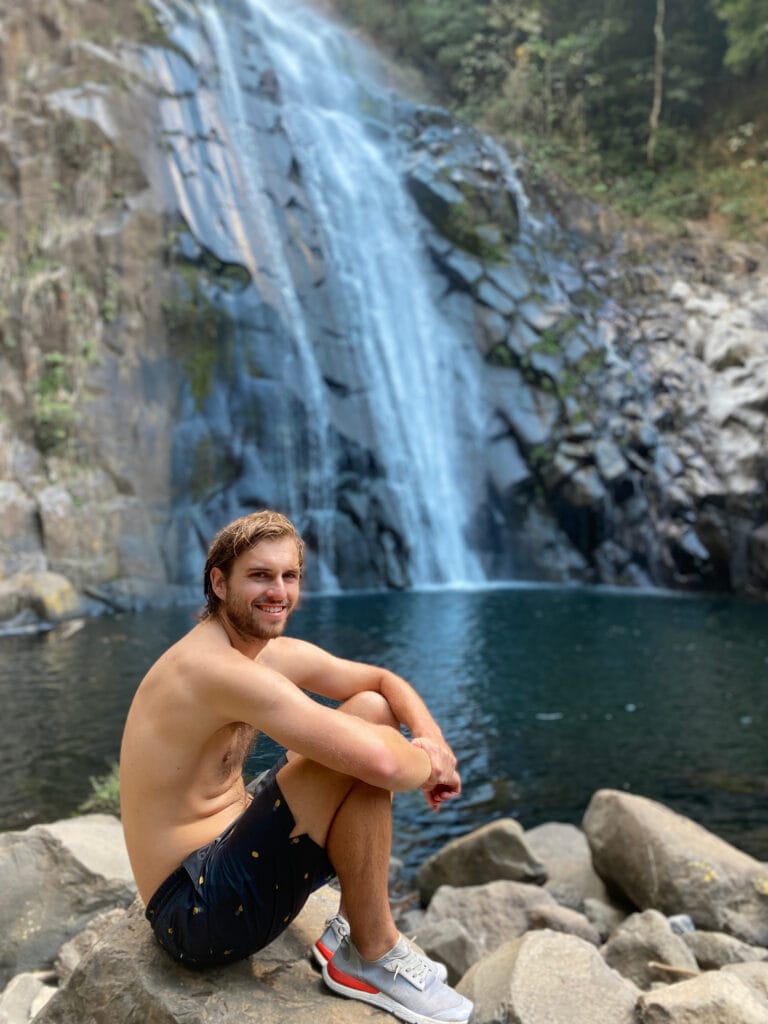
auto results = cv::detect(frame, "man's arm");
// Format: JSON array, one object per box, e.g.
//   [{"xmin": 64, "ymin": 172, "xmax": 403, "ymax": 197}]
[
  {"xmin": 264, "ymin": 638, "xmax": 461, "ymax": 810},
  {"xmin": 184, "ymin": 643, "xmax": 432, "ymax": 793}
]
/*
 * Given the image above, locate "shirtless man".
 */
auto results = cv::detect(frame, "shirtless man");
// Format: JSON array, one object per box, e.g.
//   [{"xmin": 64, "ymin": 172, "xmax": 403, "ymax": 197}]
[{"xmin": 120, "ymin": 510, "xmax": 473, "ymax": 1024}]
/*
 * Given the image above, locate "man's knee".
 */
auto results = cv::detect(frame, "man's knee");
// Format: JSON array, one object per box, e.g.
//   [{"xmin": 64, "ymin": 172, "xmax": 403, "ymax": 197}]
[{"xmin": 340, "ymin": 690, "xmax": 397, "ymax": 728}]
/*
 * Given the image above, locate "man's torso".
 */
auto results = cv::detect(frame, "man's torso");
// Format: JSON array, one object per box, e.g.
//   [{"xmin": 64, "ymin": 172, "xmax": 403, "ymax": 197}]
[{"xmin": 120, "ymin": 621, "xmax": 293, "ymax": 902}]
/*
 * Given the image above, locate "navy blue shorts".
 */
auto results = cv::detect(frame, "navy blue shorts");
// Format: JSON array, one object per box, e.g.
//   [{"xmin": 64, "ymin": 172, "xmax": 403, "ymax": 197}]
[{"xmin": 144, "ymin": 756, "xmax": 336, "ymax": 968}]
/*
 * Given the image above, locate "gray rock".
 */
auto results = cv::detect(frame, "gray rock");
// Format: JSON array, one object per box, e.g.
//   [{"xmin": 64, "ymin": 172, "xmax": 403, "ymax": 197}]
[
  {"xmin": 721, "ymin": 961, "xmax": 768, "ymax": 1003},
  {"xmin": 457, "ymin": 930, "xmax": 639, "ymax": 1024},
  {"xmin": 682, "ymin": 929, "xmax": 768, "ymax": 970},
  {"xmin": 524, "ymin": 821, "xmax": 611, "ymax": 911},
  {"xmin": 35, "ymin": 888, "xmax": 384, "ymax": 1024},
  {"xmin": 636, "ymin": 971, "xmax": 768, "ymax": 1024},
  {"xmin": 407, "ymin": 918, "xmax": 482, "ymax": 985},
  {"xmin": 703, "ymin": 320, "xmax": 764, "ymax": 371},
  {"xmin": 416, "ymin": 819, "xmax": 547, "ymax": 904},
  {"xmin": 0, "ymin": 815, "xmax": 136, "ymax": 986},
  {"xmin": 593, "ymin": 438, "xmax": 628, "ymax": 483},
  {"xmin": 476, "ymin": 279, "xmax": 516, "ymax": 318},
  {"xmin": 422, "ymin": 880, "xmax": 556, "ymax": 961},
  {"xmin": 0, "ymin": 571, "xmax": 81, "ymax": 624},
  {"xmin": 0, "ymin": 972, "xmax": 56, "ymax": 1024},
  {"xmin": 53, "ymin": 909, "xmax": 127, "ymax": 984},
  {"xmin": 583, "ymin": 896, "xmax": 629, "ymax": 942},
  {"xmin": 0, "ymin": 482, "xmax": 43, "ymax": 577},
  {"xmin": 485, "ymin": 260, "xmax": 530, "ymax": 302},
  {"xmin": 526, "ymin": 903, "xmax": 601, "ymax": 946},
  {"xmin": 583, "ymin": 789, "xmax": 768, "ymax": 945},
  {"xmin": 561, "ymin": 466, "xmax": 607, "ymax": 508},
  {"xmin": 492, "ymin": 367, "xmax": 561, "ymax": 449},
  {"xmin": 601, "ymin": 909, "xmax": 699, "ymax": 989},
  {"xmin": 487, "ymin": 435, "xmax": 532, "ymax": 495}
]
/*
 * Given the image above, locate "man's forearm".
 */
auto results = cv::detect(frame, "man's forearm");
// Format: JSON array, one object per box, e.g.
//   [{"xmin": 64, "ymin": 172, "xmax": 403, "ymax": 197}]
[{"xmin": 378, "ymin": 670, "xmax": 445, "ymax": 740}]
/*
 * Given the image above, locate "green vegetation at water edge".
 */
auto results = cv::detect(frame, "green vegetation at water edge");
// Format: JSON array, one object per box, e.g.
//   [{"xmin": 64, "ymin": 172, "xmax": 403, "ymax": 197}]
[{"xmin": 78, "ymin": 761, "xmax": 121, "ymax": 816}]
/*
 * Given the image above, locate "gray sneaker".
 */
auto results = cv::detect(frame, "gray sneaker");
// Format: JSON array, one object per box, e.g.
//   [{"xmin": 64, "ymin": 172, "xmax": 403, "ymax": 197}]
[
  {"xmin": 322, "ymin": 934, "xmax": 473, "ymax": 1024},
  {"xmin": 312, "ymin": 913, "xmax": 350, "ymax": 968},
  {"xmin": 313, "ymin": 914, "xmax": 448, "ymax": 983}
]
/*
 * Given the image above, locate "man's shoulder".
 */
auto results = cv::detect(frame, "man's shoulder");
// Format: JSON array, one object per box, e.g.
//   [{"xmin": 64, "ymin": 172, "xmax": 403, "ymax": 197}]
[
  {"xmin": 157, "ymin": 621, "xmax": 238, "ymax": 678},
  {"xmin": 264, "ymin": 635, "xmax": 327, "ymax": 659}
]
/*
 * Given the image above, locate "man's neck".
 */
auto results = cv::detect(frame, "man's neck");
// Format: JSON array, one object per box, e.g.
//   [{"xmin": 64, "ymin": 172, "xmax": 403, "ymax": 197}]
[{"xmin": 216, "ymin": 613, "xmax": 271, "ymax": 660}]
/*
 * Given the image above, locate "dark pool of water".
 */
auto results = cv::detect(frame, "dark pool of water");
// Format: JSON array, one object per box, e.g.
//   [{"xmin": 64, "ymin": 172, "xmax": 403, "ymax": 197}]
[{"xmin": 2, "ymin": 585, "xmax": 767, "ymax": 875}]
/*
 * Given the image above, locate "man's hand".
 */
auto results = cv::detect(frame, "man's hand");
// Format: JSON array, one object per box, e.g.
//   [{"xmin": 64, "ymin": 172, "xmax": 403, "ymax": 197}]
[{"xmin": 411, "ymin": 736, "xmax": 461, "ymax": 811}]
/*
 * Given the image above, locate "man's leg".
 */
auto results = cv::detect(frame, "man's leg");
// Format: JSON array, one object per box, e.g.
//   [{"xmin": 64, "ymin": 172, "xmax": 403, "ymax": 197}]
[
  {"xmin": 275, "ymin": 690, "xmax": 400, "ymax": 959},
  {"xmin": 278, "ymin": 693, "xmax": 474, "ymax": 1024}
]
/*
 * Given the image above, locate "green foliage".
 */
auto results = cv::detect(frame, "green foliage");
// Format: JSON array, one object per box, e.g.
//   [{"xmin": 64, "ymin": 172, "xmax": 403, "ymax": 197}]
[
  {"xmin": 712, "ymin": 0, "xmax": 768, "ymax": 73},
  {"xmin": 163, "ymin": 274, "xmax": 234, "ymax": 410},
  {"xmin": 33, "ymin": 352, "xmax": 79, "ymax": 453},
  {"xmin": 330, "ymin": 0, "xmax": 768, "ymax": 238},
  {"xmin": 101, "ymin": 269, "xmax": 119, "ymax": 323},
  {"xmin": 78, "ymin": 762, "xmax": 121, "ymax": 816},
  {"xmin": 134, "ymin": 0, "xmax": 169, "ymax": 45}
]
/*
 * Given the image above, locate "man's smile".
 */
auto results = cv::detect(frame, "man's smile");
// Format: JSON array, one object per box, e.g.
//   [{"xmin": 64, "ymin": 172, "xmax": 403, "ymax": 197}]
[{"xmin": 255, "ymin": 603, "xmax": 288, "ymax": 615}]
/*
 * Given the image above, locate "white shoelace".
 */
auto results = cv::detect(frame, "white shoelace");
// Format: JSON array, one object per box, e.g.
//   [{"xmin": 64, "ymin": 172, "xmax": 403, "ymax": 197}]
[{"xmin": 385, "ymin": 947, "xmax": 432, "ymax": 991}]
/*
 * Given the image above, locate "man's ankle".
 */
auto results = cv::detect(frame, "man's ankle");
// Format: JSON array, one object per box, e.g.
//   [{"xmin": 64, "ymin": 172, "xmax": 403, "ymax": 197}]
[{"xmin": 349, "ymin": 930, "xmax": 399, "ymax": 962}]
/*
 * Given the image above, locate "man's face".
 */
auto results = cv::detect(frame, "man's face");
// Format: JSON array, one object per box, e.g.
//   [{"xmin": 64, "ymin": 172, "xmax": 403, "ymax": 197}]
[{"xmin": 213, "ymin": 537, "xmax": 301, "ymax": 641}]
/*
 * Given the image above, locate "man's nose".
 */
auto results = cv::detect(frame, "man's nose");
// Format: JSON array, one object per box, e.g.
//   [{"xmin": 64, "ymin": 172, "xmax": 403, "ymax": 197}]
[{"xmin": 266, "ymin": 578, "xmax": 286, "ymax": 597}]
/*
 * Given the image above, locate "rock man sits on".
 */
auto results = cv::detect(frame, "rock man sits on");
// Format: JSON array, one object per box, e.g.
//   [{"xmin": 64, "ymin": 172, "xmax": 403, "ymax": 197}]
[{"xmin": 120, "ymin": 509, "xmax": 473, "ymax": 1024}]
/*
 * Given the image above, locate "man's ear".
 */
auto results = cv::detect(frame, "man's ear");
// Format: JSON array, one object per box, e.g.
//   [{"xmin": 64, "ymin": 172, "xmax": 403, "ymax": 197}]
[{"xmin": 210, "ymin": 567, "xmax": 227, "ymax": 600}]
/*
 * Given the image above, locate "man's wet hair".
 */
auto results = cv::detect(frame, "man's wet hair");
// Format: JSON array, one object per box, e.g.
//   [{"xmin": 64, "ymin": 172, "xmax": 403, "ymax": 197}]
[{"xmin": 201, "ymin": 510, "xmax": 305, "ymax": 620}]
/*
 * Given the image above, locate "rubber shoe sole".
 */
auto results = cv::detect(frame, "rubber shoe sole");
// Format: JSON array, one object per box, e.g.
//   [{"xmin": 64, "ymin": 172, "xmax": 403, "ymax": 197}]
[
  {"xmin": 311, "ymin": 937, "xmax": 333, "ymax": 969},
  {"xmin": 321, "ymin": 959, "xmax": 472, "ymax": 1024}
]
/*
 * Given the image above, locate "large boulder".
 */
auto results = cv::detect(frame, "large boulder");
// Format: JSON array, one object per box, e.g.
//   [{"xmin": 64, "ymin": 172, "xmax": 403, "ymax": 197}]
[
  {"xmin": 407, "ymin": 918, "xmax": 482, "ymax": 986},
  {"xmin": 0, "ymin": 815, "xmax": 135, "ymax": 986},
  {"xmin": 583, "ymin": 789, "xmax": 768, "ymax": 945},
  {"xmin": 35, "ymin": 887, "xmax": 384, "ymax": 1024},
  {"xmin": 457, "ymin": 929, "xmax": 639, "ymax": 1024},
  {"xmin": 524, "ymin": 821, "xmax": 612, "ymax": 910},
  {"xmin": 721, "ymin": 961, "xmax": 768, "ymax": 1001},
  {"xmin": 416, "ymin": 819, "xmax": 546, "ymax": 904},
  {"xmin": 636, "ymin": 970, "xmax": 768, "ymax": 1024},
  {"xmin": 421, "ymin": 880, "xmax": 555, "ymax": 962}
]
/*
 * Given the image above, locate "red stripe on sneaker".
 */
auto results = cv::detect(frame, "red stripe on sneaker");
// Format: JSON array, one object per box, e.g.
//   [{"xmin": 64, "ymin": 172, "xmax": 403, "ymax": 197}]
[
  {"xmin": 327, "ymin": 961, "xmax": 380, "ymax": 995},
  {"xmin": 315, "ymin": 940, "xmax": 333, "ymax": 962}
]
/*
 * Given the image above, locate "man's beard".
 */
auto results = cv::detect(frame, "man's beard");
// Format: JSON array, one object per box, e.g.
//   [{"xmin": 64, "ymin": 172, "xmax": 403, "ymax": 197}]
[{"xmin": 222, "ymin": 592, "xmax": 292, "ymax": 641}]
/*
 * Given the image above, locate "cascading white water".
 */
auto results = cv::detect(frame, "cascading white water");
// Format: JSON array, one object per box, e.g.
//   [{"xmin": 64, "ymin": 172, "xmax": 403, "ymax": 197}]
[{"xmin": 147, "ymin": 0, "xmax": 487, "ymax": 587}]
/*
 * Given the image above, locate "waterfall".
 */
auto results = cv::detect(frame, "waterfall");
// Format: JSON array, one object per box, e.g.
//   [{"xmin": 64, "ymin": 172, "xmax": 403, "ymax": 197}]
[{"xmin": 146, "ymin": 0, "xmax": 487, "ymax": 589}]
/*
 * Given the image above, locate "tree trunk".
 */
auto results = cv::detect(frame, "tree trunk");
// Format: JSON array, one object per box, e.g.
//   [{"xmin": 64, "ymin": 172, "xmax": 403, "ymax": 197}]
[{"xmin": 647, "ymin": 0, "xmax": 666, "ymax": 168}]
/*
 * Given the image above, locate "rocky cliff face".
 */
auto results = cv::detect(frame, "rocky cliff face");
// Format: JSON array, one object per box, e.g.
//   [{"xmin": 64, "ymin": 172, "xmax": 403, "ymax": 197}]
[
  {"xmin": 0, "ymin": 0, "xmax": 766, "ymax": 630},
  {"xmin": 405, "ymin": 118, "xmax": 768, "ymax": 595},
  {"xmin": 0, "ymin": 0, "xmax": 186, "ymax": 624}
]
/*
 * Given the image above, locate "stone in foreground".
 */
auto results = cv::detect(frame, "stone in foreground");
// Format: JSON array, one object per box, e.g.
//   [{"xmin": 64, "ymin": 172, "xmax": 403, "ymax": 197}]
[
  {"xmin": 457, "ymin": 929, "xmax": 639, "ymax": 1024},
  {"xmin": 416, "ymin": 819, "xmax": 546, "ymax": 904},
  {"xmin": 422, "ymin": 880, "xmax": 556, "ymax": 962},
  {"xmin": 636, "ymin": 970, "xmax": 768, "ymax": 1024},
  {"xmin": 0, "ymin": 815, "xmax": 136, "ymax": 987},
  {"xmin": 36, "ymin": 887, "xmax": 384, "ymax": 1024},
  {"xmin": 583, "ymin": 789, "xmax": 768, "ymax": 945}
]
